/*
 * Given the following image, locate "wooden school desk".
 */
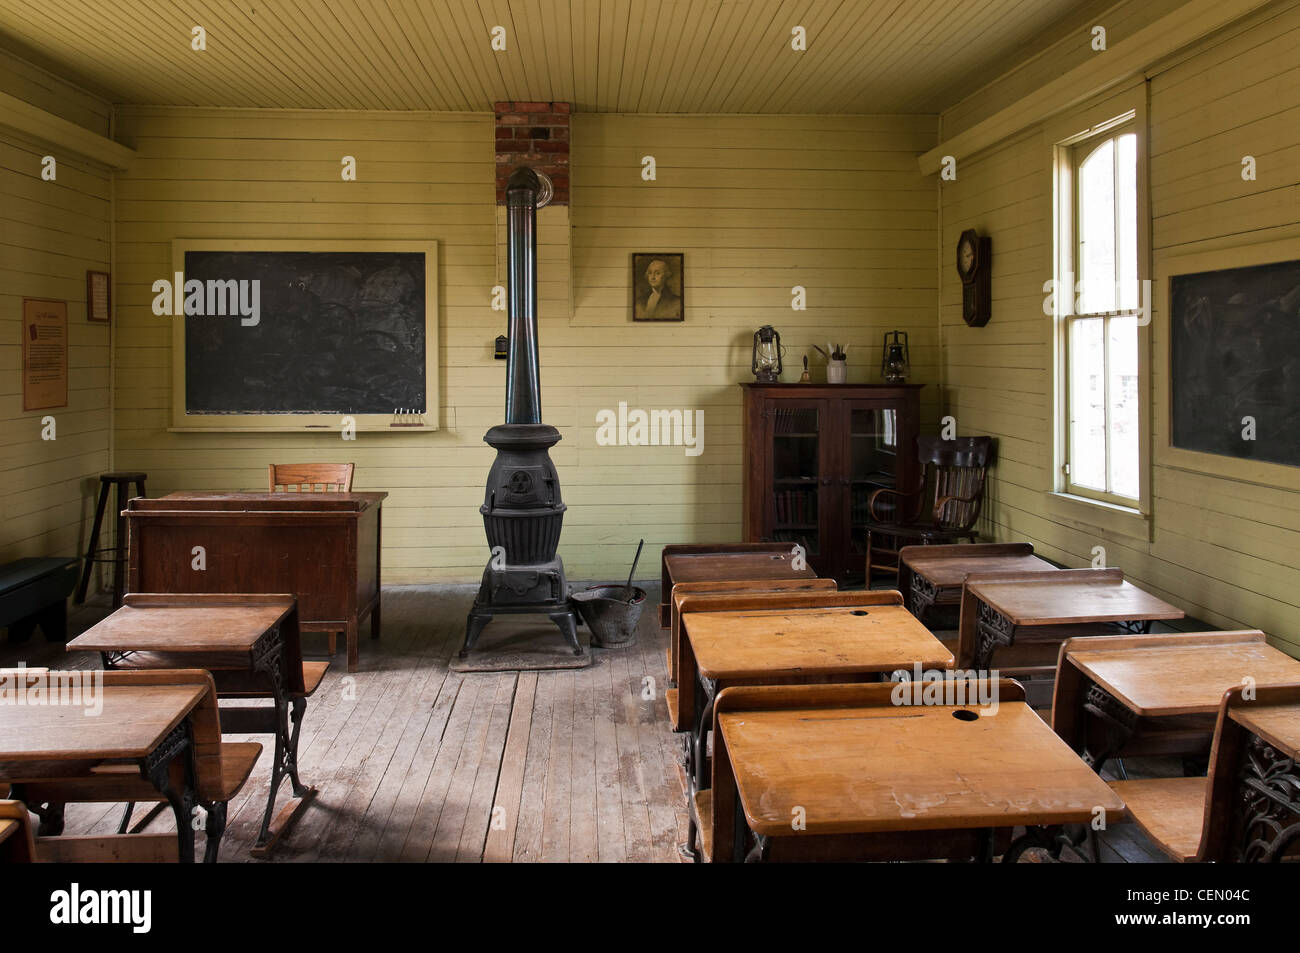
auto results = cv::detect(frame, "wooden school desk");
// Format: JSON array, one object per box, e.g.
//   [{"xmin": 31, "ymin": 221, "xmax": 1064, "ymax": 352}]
[
  {"xmin": 898, "ymin": 542, "xmax": 1055, "ymax": 623},
  {"xmin": 125, "ymin": 491, "xmax": 385, "ymax": 671},
  {"xmin": 0, "ymin": 671, "xmax": 207, "ymax": 862},
  {"xmin": 1221, "ymin": 687, "xmax": 1300, "ymax": 861},
  {"xmin": 68, "ymin": 593, "xmax": 324, "ymax": 854},
  {"xmin": 1053, "ymin": 630, "xmax": 1300, "ymax": 769},
  {"xmin": 676, "ymin": 590, "xmax": 952, "ymax": 856},
  {"xmin": 678, "ymin": 591, "xmax": 953, "ymax": 749},
  {"xmin": 659, "ymin": 543, "xmax": 815, "ymax": 627},
  {"xmin": 1110, "ymin": 684, "xmax": 1300, "ymax": 862},
  {"xmin": 666, "ymin": 577, "xmax": 835, "ymax": 684},
  {"xmin": 958, "ymin": 569, "xmax": 1184, "ymax": 675},
  {"xmin": 702, "ymin": 680, "xmax": 1123, "ymax": 863}
]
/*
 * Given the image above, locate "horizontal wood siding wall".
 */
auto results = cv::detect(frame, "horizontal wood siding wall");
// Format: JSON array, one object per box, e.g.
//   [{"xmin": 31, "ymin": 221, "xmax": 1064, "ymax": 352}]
[
  {"xmin": 940, "ymin": 0, "xmax": 1300, "ymax": 657},
  {"xmin": 0, "ymin": 51, "xmax": 111, "ymax": 569},
  {"xmin": 110, "ymin": 108, "xmax": 936, "ymax": 581}
]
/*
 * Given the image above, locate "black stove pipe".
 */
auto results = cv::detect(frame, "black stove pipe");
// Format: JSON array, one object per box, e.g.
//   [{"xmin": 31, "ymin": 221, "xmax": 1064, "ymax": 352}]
[{"xmin": 504, "ymin": 167, "xmax": 543, "ymax": 425}]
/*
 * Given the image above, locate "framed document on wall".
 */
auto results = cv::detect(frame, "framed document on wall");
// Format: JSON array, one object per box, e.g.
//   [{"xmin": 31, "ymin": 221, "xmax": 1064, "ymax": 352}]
[
  {"xmin": 86, "ymin": 270, "xmax": 110, "ymax": 322},
  {"xmin": 22, "ymin": 298, "xmax": 68, "ymax": 411}
]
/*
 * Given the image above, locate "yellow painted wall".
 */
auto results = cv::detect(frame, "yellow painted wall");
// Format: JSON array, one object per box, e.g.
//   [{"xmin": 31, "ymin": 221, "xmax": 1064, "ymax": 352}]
[
  {"xmin": 110, "ymin": 109, "xmax": 937, "ymax": 581},
  {"xmin": 0, "ymin": 50, "xmax": 112, "ymax": 570},
  {"xmin": 940, "ymin": 0, "xmax": 1300, "ymax": 656}
]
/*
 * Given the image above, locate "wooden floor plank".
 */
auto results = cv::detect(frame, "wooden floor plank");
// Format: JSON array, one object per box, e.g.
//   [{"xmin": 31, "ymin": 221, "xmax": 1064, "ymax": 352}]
[
  {"xmin": 592, "ymin": 647, "xmax": 627, "ymax": 862},
  {"xmin": 399, "ymin": 675, "xmax": 481, "ymax": 861},
  {"xmin": 568, "ymin": 654, "xmax": 599, "ymax": 862},
  {"xmin": 454, "ymin": 673, "xmax": 517, "ymax": 862},
  {"xmin": 630, "ymin": 623, "xmax": 687, "ymax": 862},
  {"xmin": 371, "ymin": 675, "xmax": 463, "ymax": 860},
  {"xmin": 611, "ymin": 639, "xmax": 654, "ymax": 862},
  {"xmin": 482, "ymin": 671, "xmax": 536, "ymax": 863},
  {"xmin": 540, "ymin": 670, "xmax": 574, "ymax": 862},
  {"xmin": 512, "ymin": 661, "xmax": 554, "ymax": 862},
  {"xmin": 428, "ymin": 673, "xmax": 501, "ymax": 861}
]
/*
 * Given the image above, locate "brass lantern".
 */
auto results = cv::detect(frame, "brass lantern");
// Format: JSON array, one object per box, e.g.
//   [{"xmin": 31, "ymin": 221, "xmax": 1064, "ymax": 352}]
[
  {"xmin": 752, "ymin": 325, "xmax": 783, "ymax": 383},
  {"xmin": 881, "ymin": 330, "xmax": 910, "ymax": 384}
]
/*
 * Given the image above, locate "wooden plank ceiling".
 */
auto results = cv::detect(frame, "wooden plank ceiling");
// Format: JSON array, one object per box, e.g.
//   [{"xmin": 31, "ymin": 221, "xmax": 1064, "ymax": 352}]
[{"xmin": 0, "ymin": 0, "xmax": 1099, "ymax": 114}]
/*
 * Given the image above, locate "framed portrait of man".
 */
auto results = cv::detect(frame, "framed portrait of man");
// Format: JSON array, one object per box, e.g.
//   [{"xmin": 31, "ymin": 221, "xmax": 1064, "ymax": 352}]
[{"xmin": 631, "ymin": 252, "xmax": 685, "ymax": 322}]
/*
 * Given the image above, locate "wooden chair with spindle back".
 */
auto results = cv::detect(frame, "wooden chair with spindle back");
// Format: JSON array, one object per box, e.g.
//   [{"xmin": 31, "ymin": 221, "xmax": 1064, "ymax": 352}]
[
  {"xmin": 268, "ymin": 463, "xmax": 355, "ymax": 655},
  {"xmin": 864, "ymin": 436, "xmax": 994, "ymax": 582},
  {"xmin": 268, "ymin": 463, "xmax": 355, "ymax": 493}
]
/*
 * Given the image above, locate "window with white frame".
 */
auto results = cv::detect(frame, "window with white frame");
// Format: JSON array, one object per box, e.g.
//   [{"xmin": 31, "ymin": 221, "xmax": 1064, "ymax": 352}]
[{"xmin": 1059, "ymin": 121, "xmax": 1140, "ymax": 504}]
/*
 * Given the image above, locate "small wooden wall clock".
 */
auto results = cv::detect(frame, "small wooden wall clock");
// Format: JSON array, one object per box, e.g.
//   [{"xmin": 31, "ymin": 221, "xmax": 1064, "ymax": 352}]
[{"xmin": 956, "ymin": 228, "xmax": 991, "ymax": 327}]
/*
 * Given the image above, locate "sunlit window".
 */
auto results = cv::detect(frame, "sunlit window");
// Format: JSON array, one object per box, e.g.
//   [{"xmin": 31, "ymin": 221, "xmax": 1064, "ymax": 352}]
[{"xmin": 1065, "ymin": 127, "xmax": 1139, "ymax": 503}]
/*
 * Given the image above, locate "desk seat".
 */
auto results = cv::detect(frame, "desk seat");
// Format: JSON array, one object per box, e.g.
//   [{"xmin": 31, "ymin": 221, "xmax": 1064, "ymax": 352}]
[
  {"xmin": 666, "ymin": 687, "xmax": 681, "ymax": 731},
  {"xmin": 113, "ymin": 652, "xmax": 327, "ymax": 699},
  {"xmin": 1108, "ymin": 778, "xmax": 1204, "ymax": 862},
  {"xmin": 0, "ymin": 801, "xmax": 36, "ymax": 862},
  {"xmin": 216, "ymin": 742, "xmax": 262, "ymax": 798},
  {"xmin": 24, "ymin": 742, "xmax": 263, "ymax": 805},
  {"xmin": 300, "ymin": 661, "xmax": 328, "ymax": 696}
]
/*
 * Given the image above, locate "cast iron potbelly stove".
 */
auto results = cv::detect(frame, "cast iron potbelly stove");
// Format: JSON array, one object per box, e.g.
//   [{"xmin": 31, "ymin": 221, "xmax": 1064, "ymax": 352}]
[{"xmin": 461, "ymin": 167, "xmax": 581, "ymax": 657}]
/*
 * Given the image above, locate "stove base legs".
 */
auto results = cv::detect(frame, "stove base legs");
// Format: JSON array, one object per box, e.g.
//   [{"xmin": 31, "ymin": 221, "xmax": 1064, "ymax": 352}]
[{"xmin": 459, "ymin": 605, "xmax": 583, "ymax": 658}]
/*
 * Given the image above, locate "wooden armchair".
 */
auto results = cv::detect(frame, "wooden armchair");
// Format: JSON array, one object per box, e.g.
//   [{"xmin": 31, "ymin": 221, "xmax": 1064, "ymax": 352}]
[
  {"xmin": 268, "ymin": 463, "xmax": 354, "ymax": 493},
  {"xmin": 864, "ymin": 436, "xmax": 993, "ymax": 581}
]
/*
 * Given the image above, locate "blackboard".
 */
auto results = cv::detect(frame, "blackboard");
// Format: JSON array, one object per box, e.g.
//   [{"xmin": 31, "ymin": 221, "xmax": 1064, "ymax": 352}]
[
  {"xmin": 183, "ymin": 249, "xmax": 426, "ymax": 415},
  {"xmin": 1170, "ymin": 258, "xmax": 1300, "ymax": 467}
]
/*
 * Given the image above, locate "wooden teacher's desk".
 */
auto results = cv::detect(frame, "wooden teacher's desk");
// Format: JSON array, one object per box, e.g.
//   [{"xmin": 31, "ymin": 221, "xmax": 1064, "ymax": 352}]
[{"xmin": 126, "ymin": 492, "xmax": 384, "ymax": 671}]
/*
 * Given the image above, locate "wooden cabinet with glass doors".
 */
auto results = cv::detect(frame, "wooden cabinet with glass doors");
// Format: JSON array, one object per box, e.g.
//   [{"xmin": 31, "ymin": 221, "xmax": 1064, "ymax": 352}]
[{"xmin": 740, "ymin": 383, "xmax": 922, "ymax": 583}]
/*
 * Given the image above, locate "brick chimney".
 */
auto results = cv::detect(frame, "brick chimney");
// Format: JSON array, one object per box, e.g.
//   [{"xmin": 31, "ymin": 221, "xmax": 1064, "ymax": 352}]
[{"xmin": 494, "ymin": 102, "xmax": 570, "ymax": 205}]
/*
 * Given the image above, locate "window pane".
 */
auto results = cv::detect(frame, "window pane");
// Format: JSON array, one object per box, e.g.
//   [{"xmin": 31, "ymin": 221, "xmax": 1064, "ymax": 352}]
[
  {"xmin": 1078, "ymin": 139, "xmax": 1116, "ymax": 313},
  {"xmin": 1070, "ymin": 317, "xmax": 1107, "ymax": 491},
  {"xmin": 1108, "ymin": 314, "xmax": 1139, "ymax": 499},
  {"xmin": 1116, "ymin": 133, "xmax": 1138, "ymax": 311}
]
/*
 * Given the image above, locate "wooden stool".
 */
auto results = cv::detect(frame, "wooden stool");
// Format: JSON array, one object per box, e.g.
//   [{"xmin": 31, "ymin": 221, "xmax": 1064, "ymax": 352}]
[{"xmin": 75, "ymin": 472, "xmax": 146, "ymax": 610}]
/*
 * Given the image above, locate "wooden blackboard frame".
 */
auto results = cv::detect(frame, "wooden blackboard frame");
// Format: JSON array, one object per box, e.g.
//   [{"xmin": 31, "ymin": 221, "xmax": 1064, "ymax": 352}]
[
  {"xmin": 1158, "ymin": 236, "xmax": 1300, "ymax": 493},
  {"xmin": 169, "ymin": 239, "xmax": 438, "ymax": 432}
]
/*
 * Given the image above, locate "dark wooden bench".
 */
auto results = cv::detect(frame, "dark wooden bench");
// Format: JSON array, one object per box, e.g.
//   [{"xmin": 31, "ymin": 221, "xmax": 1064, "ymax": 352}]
[{"xmin": 0, "ymin": 557, "xmax": 79, "ymax": 643}]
